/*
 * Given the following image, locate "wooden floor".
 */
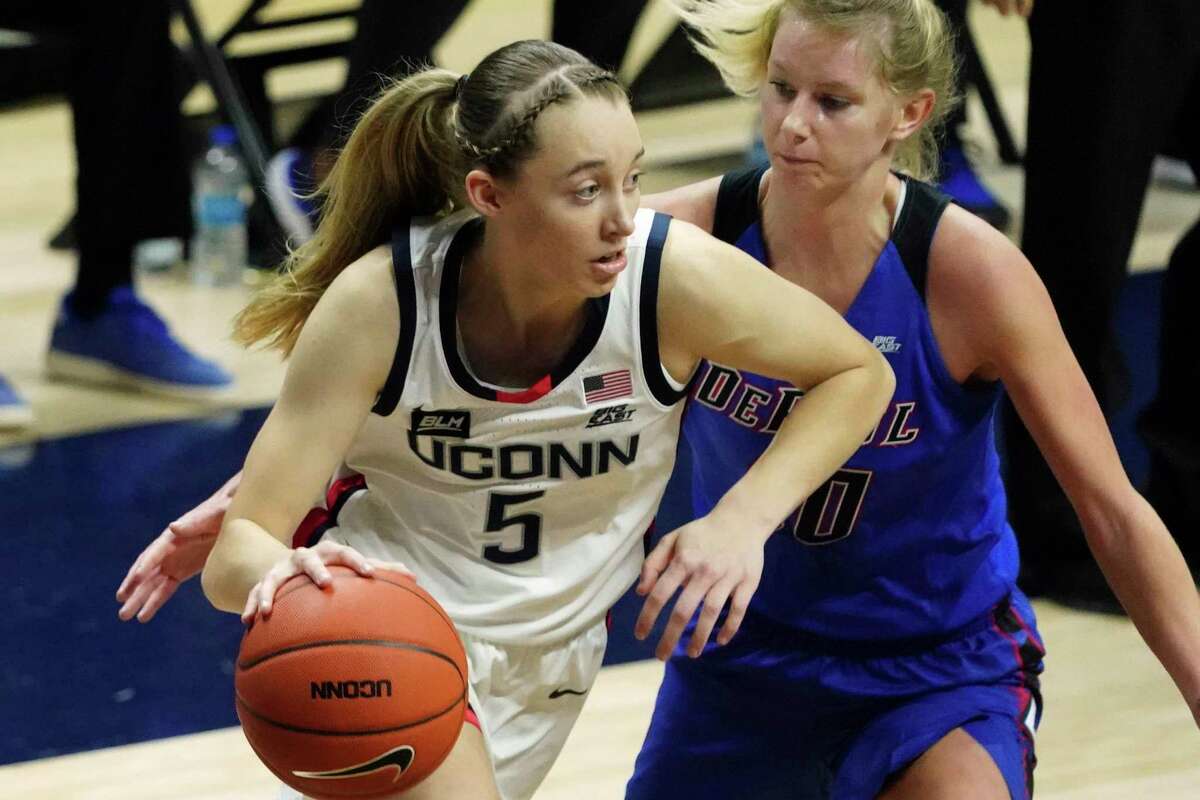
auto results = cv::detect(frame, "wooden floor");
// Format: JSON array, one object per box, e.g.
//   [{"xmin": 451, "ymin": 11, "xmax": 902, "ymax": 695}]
[
  {"xmin": 2, "ymin": 1, "xmax": 1199, "ymax": 797},
  {"xmin": 8, "ymin": 603, "xmax": 1200, "ymax": 799}
]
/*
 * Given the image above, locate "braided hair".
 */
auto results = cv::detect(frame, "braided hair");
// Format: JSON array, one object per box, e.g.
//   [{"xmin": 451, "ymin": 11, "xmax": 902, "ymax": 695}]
[{"xmin": 453, "ymin": 41, "xmax": 627, "ymax": 177}]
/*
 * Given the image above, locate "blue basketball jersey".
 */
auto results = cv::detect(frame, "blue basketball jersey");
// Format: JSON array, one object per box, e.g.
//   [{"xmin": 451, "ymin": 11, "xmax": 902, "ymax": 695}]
[{"xmin": 685, "ymin": 166, "xmax": 1020, "ymax": 641}]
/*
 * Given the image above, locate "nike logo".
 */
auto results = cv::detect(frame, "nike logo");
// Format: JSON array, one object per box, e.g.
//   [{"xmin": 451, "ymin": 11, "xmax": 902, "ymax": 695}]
[
  {"xmin": 548, "ymin": 687, "xmax": 588, "ymax": 699},
  {"xmin": 293, "ymin": 745, "xmax": 414, "ymax": 782}
]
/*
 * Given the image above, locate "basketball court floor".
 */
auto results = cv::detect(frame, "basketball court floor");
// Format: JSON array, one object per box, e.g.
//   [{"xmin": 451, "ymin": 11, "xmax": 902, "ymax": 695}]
[{"xmin": 2, "ymin": 2, "xmax": 1199, "ymax": 797}]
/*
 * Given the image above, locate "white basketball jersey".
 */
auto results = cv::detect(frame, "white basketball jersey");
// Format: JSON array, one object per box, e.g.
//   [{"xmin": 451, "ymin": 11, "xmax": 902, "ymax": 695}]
[{"xmin": 328, "ymin": 208, "xmax": 688, "ymax": 646}]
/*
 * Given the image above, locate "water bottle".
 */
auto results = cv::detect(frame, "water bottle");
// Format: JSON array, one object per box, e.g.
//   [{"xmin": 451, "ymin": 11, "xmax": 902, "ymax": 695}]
[{"xmin": 191, "ymin": 125, "xmax": 251, "ymax": 286}]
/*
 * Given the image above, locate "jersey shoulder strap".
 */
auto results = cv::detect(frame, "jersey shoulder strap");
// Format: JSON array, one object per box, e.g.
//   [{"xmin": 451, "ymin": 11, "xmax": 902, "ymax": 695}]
[
  {"xmin": 712, "ymin": 163, "xmax": 768, "ymax": 245},
  {"xmin": 891, "ymin": 177, "xmax": 951, "ymax": 302},
  {"xmin": 371, "ymin": 220, "xmax": 419, "ymax": 416}
]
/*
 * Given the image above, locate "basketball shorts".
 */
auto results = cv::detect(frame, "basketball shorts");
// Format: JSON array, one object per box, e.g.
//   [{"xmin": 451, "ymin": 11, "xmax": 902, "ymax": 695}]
[
  {"xmin": 462, "ymin": 616, "xmax": 608, "ymax": 799},
  {"xmin": 626, "ymin": 593, "xmax": 1044, "ymax": 800}
]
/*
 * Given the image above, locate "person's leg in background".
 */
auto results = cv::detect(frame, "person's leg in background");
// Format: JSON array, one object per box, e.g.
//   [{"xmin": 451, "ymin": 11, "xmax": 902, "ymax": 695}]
[
  {"xmin": 67, "ymin": 2, "xmax": 189, "ymax": 315},
  {"xmin": 0, "ymin": 0, "xmax": 231, "ymax": 417},
  {"xmin": 1006, "ymin": 0, "xmax": 1199, "ymax": 608},
  {"xmin": 933, "ymin": 0, "xmax": 1011, "ymax": 230}
]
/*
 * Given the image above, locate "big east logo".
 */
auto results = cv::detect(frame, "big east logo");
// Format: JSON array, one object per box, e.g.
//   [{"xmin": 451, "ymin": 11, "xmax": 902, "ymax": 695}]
[{"xmin": 587, "ymin": 404, "xmax": 635, "ymax": 428}]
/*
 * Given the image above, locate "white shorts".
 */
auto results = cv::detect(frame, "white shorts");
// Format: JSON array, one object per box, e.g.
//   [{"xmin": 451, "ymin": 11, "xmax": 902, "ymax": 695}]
[
  {"xmin": 464, "ymin": 616, "xmax": 608, "ymax": 800},
  {"xmin": 277, "ymin": 616, "xmax": 608, "ymax": 800}
]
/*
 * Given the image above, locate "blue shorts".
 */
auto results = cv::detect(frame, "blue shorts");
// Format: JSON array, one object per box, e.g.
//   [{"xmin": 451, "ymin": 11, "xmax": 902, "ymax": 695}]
[{"xmin": 626, "ymin": 593, "xmax": 1044, "ymax": 800}]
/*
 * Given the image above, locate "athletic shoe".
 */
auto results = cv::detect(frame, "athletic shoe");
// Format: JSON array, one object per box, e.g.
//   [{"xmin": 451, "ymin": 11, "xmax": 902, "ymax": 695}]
[
  {"xmin": 266, "ymin": 147, "xmax": 320, "ymax": 245},
  {"xmin": 46, "ymin": 286, "xmax": 232, "ymax": 399},
  {"xmin": 938, "ymin": 144, "xmax": 1011, "ymax": 231},
  {"xmin": 0, "ymin": 373, "xmax": 33, "ymax": 429}
]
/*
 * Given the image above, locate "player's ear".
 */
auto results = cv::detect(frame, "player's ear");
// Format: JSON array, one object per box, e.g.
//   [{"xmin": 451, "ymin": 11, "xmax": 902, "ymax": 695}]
[
  {"xmin": 464, "ymin": 169, "xmax": 504, "ymax": 217},
  {"xmin": 889, "ymin": 88, "xmax": 935, "ymax": 144}
]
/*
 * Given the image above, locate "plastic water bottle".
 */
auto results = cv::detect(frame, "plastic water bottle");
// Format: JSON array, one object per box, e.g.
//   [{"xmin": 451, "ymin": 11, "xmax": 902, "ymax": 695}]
[{"xmin": 191, "ymin": 125, "xmax": 251, "ymax": 286}]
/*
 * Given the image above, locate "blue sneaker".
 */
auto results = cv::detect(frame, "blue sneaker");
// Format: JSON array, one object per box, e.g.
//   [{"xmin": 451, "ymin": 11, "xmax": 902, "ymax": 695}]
[
  {"xmin": 46, "ymin": 286, "xmax": 233, "ymax": 399},
  {"xmin": 0, "ymin": 373, "xmax": 33, "ymax": 429},
  {"xmin": 938, "ymin": 144, "xmax": 1011, "ymax": 230},
  {"xmin": 266, "ymin": 147, "xmax": 320, "ymax": 245}
]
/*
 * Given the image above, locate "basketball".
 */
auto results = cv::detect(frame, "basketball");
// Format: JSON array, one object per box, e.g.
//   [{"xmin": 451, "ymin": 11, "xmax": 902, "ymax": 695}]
[{"xmin": 235, "ymin": 566, "xmax": 468, "ymax": 799}]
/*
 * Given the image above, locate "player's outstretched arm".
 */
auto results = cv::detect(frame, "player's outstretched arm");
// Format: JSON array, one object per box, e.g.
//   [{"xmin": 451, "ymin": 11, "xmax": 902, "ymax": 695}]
[
  {"xmin": 635, "ymin": 219, "xmax": 896, "ymax": 661},
  {"xmin": 116, "ymin": 470, "xmax": 242, "ymax": 622},
  {"xmin": 931, "ymin": 206, "xmax": 1200, "ymax": 728}
]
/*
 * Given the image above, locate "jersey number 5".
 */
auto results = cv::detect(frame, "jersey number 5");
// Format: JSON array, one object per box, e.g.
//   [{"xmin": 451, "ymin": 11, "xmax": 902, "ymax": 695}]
[
  {"xmin": 790, "ymin": 468, "xmax": 872, "ymax": 545},
  {"xmin": 482, "ymin": 490, "xmax": 545, "ymax": 564}
]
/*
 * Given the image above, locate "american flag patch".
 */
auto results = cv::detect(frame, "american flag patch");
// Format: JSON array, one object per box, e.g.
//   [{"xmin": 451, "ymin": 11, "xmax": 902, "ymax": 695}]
[{"xmin": 583, "ymin": 369, "xmax": 633, "ymax": 404}]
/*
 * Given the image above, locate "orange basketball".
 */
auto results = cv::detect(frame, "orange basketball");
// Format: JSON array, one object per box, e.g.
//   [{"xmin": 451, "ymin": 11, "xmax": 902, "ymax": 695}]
[{"xmin": 235, "ymin": 566, "xmax": 468, "ymax": 799}]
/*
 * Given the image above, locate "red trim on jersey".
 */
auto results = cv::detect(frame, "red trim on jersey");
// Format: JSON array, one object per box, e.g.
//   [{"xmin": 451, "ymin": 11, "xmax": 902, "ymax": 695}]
[
  {"xmin": 290, "ymin": 474, "xmax": 367, "ymax": 547},
  {"xmin": 464, "ymin": 704, "xmax": 481, "ymax": 731},
  {"xmin": 494, "ymin": 373, "xmax": 553, "ymax": 404},
  {"xmin": 988, "ymin": 606, "xmax": 1039, "ymax": 793},
  {"xmin": 291, "ymin": 507, "xmax": 329, "ymax": 548},
  {"xmin": 327, "ymin": 474, "xmax": 367, "ymax": 506}
]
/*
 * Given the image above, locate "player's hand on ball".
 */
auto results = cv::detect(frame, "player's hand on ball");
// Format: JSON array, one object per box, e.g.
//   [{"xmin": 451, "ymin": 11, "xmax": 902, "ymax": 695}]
[
  {"xmin": 633, "ymin": 517, "xmax": 765, "ymax": 661},
  {"xmin": 116, "ymin": 470, "xmax": 242, "ymax": 622},
  {"xmin": 242, "ymin": 540, "xmax": 414, "ymax": 624}
]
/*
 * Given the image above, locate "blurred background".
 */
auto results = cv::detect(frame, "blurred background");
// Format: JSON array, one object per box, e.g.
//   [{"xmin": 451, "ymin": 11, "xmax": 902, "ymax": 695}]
[{"xmin": 2, "ymin": 1, "xmax": 1198, "ymax": 798}]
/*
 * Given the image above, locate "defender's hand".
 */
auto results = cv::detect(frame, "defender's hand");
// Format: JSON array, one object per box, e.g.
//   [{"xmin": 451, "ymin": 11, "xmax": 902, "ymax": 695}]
[
  {"xmin": 633, "ymin": 519, "xmax": 766, "ymax": 661},
  {"xmin": 116, "ymin": 471, "xmax": 241, "ymax": 622}
]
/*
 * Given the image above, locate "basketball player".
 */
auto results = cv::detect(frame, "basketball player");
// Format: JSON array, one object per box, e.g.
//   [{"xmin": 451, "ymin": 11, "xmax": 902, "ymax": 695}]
[
  {"xmin": 625, "ymin": 2, "xmax": 1200, "ymax": 798},
  {"xmin": 193, "ymin": 40, "xmax": 895, "ymax": 800}
]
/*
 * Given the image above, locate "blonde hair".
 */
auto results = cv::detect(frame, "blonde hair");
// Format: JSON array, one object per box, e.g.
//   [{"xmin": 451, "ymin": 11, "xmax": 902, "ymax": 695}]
[
  {"xmin": 236, "ymin": 40, "xmax": 627, "ymax": 354},
  {"xmin": 671, "ymin": 0, "xmax": 958, "ymax": 179}
]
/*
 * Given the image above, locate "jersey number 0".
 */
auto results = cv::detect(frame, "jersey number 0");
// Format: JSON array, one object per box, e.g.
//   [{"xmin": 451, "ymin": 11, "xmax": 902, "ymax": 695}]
[{"xmin": 790, "ymin": 468, "xmax": 872, "ymax": 545}]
